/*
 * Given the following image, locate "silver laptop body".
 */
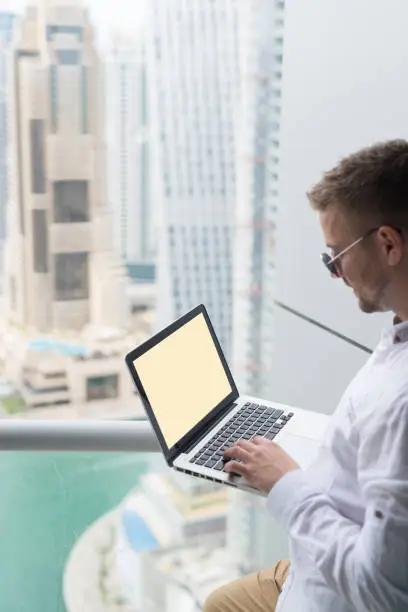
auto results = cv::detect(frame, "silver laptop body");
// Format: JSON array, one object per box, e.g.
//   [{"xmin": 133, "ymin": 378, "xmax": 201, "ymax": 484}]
[{"xmin": 125, "ymin": 305, "xmax": 329, "ymax": 496}]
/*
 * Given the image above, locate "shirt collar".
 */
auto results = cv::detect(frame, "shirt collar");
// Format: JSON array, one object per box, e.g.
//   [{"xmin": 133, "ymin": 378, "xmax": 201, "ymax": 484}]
[{"xmin": 391, "ymin": 317, "xmax": 408, "ymax": 344}]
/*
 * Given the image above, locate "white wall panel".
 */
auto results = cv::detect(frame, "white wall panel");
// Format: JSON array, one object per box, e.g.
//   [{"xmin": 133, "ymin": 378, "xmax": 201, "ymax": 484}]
[
  {"xmin": 271, "ymin": 306, "xmax": 373, "ymax": 414},
  {"xmin": 276, "ymin": 0, "xmax": 408, "ymax": 349}
]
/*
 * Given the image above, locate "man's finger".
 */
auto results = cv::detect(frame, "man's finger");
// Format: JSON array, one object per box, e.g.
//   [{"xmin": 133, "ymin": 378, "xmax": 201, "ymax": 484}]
[
  {"xmin": 253, "ymin": 436, "xmax": 278, "ymax": 448},
  {"xmin": 223, "ymin": 460, "xmax": 248, "ymax": 478},
  {"xmin": 223, "ymin": 445, "xmax": 251, "ymax": 462},
  {"xmin": 252, "ymin": 436, "xmax": 269, "ymax": 445},
  {"xmin": 235, "ymin": 439, "xmax": 257, "ymax": 451}
]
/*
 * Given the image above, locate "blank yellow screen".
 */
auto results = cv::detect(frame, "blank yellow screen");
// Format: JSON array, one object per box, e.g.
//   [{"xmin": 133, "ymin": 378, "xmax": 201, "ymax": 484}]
[{"xmin": 133, "ymin": 313, "xmax": 233, "ymax": 448}]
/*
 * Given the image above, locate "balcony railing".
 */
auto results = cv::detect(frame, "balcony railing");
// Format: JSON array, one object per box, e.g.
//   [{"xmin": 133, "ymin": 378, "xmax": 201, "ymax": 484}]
[{"xmin": 0, "ymin": 419, "xmax": 159, "ymax": 452}]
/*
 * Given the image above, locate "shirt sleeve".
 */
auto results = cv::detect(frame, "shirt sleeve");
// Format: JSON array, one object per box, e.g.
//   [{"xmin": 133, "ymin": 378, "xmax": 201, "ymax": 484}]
[{"xmin": 267, "ymin": 399, "xmax": 408, "ymax": 612}]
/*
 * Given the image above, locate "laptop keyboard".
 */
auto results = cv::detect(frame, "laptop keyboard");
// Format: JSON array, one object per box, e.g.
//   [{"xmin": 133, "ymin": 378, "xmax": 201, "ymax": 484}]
[{"xmin": 191, "ymin": 402, "xmax": 293, "ymax": 472}]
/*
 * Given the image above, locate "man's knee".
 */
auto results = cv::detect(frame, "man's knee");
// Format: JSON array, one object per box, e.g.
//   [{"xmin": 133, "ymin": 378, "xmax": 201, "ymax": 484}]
[
  {"xmin": 203, "ymin": 583, "xmax": 233, "ymax": 612},
  {"xmin": 203, "ymin": 562, "xmax": 288, "ymax": 612}
]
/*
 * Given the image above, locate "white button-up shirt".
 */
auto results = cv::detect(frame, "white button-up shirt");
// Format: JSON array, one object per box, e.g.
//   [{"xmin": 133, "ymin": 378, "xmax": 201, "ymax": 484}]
[{"xmin": 268, "ymin": 319, "xmax": 408, "ymax": 612}]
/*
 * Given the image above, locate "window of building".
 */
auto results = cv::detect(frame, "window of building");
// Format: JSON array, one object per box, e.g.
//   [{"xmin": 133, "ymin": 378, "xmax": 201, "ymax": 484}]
[
  {"xmin": 49, "ymin": 65, "xmax": 58, "ymax": 133},
  {"xmin": 54, "ymin": 252, "xmax": 89, "ymax": 301},
  {"xmin": 32, "ymin": 210, "xmax": 48, "ymax": 273},
  {"xmin": 154, "ymin": 37, "xmax": 161, "ymax": 60},
  {"xmin": 9, "ymin": 276, "xmax": 16, "ymax": 310},
  {"xmin": 30, "ymin": 120, "xmax": 46, "ymax": 194},
  {"xmin": 56, "ymin": 50, "xmax": 80, "ymax": 65},
  {"xmin": 46, "ymin": 25, "xmax": 83, "ymax": 41},
  {"xmin": 53, "ymin": 180, "xmax": 89, "ymax": 223},
  {"xmin": 45, "ymin": 372, "xmax": 65, "ymax": 380},
  {"xmin": 86, "ymin": 375, "xmax": 119, "ymax": 402},
  {"xmin": 81, "ymin": 67, "xmax": 88, "ymax": 133},
  {"xmin": 25, "ymin": 383, "xmax": 69, "ymax": 394},
  {"xmin": 140, "ymin": 67, "xmax": 148, "ymax": 126}
]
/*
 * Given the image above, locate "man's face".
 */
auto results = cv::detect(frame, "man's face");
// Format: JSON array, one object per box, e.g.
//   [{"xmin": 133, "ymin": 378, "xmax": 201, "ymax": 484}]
[{"xmin": 319, "ymin": 206, "xmax": 392, "ymax": 314}]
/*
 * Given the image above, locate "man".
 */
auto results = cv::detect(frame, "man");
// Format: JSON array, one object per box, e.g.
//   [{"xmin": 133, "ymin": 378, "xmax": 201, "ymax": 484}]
[{"xmin": 204, "ymin": 140, "xmax": 408, "ymax": 612}]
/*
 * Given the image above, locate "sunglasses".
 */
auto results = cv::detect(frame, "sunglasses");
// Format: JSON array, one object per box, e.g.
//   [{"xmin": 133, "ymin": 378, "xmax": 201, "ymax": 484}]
[{"xmin": 321, "ymin": 227, "xmax": 381, "ymax": 279}]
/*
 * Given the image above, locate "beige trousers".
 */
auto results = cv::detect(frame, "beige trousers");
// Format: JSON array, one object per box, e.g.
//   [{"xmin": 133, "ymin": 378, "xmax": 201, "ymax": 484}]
[{"xmin": 203, "ymin": 559, "xmax": 290, "ymax": 612}]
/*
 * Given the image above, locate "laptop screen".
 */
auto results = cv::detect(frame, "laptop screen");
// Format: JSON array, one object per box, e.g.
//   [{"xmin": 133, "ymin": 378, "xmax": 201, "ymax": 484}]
[{"xmin": 132, "ymin": 312, "xmax": 233, "ymax": 449}]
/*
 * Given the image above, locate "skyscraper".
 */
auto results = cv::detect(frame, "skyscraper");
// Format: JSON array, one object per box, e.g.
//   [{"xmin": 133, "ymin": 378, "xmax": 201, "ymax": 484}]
[
  {"xmin": 0, "ymin": 0, "xmax": 146, "ymax": 419},
  {"xmin": 232, "ymin": 0, "xmax": 284, "ymax": 398},
  {"xmin": 0, "ymin": 10, "xmax": 16, "ymax": 255},
  {"xmin": 6, "ymin": 0, "xmax": 128, "ymax": 333},
  {"xmin": 228, "ymin": 0, "xmax": 286, "ymax": 573},
  {"xmin": 106, "ymin": 28, "xmax": 154, "ymax": 267},
  {"xmin": 147, "ymin": 0, "xmax": 239, "ymax": 360}
]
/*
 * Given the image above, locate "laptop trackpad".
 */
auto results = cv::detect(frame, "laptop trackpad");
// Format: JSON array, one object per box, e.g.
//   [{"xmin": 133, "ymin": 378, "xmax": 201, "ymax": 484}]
[{"xmin": 278, "ymin": 433, "xmax": 320, "ymax": 470}]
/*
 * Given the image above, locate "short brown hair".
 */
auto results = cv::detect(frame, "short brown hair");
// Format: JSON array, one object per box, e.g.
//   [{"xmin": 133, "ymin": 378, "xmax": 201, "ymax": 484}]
[{"xmin": 307, "ymin": 139, "xmax": 408, "ymax": 228}]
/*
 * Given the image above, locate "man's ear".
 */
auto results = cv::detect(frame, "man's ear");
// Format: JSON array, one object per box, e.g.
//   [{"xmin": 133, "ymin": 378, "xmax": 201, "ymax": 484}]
[{"xmin": 378, "ymin": 226, "xmax": 404, "ymax": 265}]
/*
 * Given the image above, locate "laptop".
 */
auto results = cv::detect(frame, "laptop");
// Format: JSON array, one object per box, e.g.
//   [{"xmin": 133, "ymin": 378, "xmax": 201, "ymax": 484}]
[{"xmin": 125, "ymin": 304, "xmax": 329, "ymax": 496}]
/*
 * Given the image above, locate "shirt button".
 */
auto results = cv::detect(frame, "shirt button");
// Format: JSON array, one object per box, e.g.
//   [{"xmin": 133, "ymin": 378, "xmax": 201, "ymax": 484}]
[
  {"xmin": 375, "ymin": 510, "xmax": 384, "ymax": 519},
  {"xmin": 395, "ymin": 336, "xmax": 401, "ymax": 343}
]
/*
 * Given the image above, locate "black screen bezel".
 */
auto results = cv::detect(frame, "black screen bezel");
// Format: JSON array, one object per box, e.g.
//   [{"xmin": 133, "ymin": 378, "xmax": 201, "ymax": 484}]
[{"xmin": 125, "ymin": 304, "xmax": 239, "ymax": 464}]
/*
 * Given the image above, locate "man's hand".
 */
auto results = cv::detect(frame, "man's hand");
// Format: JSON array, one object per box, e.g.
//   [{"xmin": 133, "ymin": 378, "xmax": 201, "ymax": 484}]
[{"xmin": 223, "ymin": 437, "xmax": 300, "ymax": 494}]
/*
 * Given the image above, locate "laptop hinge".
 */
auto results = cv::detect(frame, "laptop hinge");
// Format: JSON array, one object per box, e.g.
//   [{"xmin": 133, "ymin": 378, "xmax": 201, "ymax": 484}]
[{"xmin": 180, "ymin": 400, "xmax": 238, "ymax": 456}]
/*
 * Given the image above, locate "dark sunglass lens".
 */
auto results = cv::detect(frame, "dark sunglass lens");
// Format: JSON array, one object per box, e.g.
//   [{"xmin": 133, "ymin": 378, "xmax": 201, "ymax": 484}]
[{"xmin": 321, "ymin": 253, "xmax": 340, "ymax": 278}]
